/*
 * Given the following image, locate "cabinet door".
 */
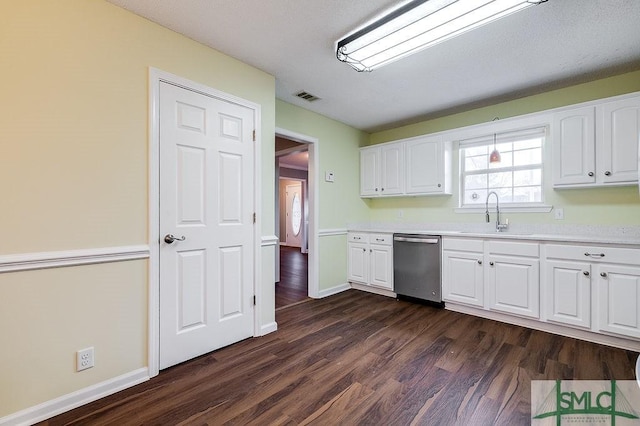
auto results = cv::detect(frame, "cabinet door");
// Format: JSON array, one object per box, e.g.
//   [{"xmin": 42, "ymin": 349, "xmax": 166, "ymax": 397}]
[
  {"xmin": 360, "ymin": 148, "xmax": 380, "ymax": 197},
  {"xmin": 442, "ymin": 250, "xmax": 484, "ymax": 307},
  {"xmin": 369, "ymin": 244, "xmax": 393, "ymax": 290},
  {"xmin": 597, "ymin": 264, "xmax": 640, "ymax": 339},
  {"xmin": 552, "ymin": 107, "xmax": 596, "ymax": 186},
  {"xmin": 348, "ymin": 242, "xmax": 369, "ymax": 284},
  {"xmin": 487, "ymin": 255, "xmax": 540, "ymax": 318},
  {"xmin": 405, "ymin": 137, "xmax": 445, "ymax": 194},
  {"xmin": 599, "ymin": 97, "xmax": 640, "ymax": 184},
  {"xmin": 544, "ymin": 259, "xmax": 591, "ymax": 329},
  {"xmin": 380, "ymin": 144, "xmax": 404, "ymax": 195}
]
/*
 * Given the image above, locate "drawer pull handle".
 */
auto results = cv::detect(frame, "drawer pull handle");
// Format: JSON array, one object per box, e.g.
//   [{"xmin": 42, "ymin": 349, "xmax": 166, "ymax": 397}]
[
  {"xmin": 583, "ymin": 271, "xmax": 590, "ymax": 276},
  {"xmin": 354, "ymin": 237, "xmax": 361, "ymax": 240},
  {"xmin": 600, "ymin": 272, "xmax": 607, "ymax": 278},
  {"xmin": 376, "ymin": 238, "xmax": 384, "ymax": 242},
  {"xmin": 584, "ymin": 252, "xmax": 605, "ymax": 258}
]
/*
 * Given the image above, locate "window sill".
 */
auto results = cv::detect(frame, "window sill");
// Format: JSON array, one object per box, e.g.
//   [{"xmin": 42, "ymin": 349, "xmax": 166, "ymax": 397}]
[{"xmin": 454, "ymin": 204, "xmax": 553, "ymax": 214}]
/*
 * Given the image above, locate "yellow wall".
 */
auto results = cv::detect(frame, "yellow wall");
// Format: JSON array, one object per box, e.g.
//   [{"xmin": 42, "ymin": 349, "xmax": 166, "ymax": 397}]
[
  {"xmin": 0, "ymin": 0, "xmax": 275, "ymax": 417},
  {"xmin": 275, "ymin": 100, "xmax": 370, "ymax": 291},
  {"xmin": 368, "ymin": 70, "xmax": 640, "ymax": 226}
]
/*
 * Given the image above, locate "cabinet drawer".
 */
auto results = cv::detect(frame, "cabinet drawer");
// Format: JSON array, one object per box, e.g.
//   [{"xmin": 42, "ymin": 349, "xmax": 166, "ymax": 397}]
[
  {"xmin": 545, "ymin": 244, "xmax": 640, "ymax": 265},
  {"xmin": 370, "ymin": 234, "xmax": 392, "ymax": 246},
  {"xmin": 442, "ymin": 237, "xmax": 483, "ymax": 252},
  {"xmin": 486, "ymin": 240, "xmax": 538, "ymax": 257},
  {"xmin": 348, "ymin": 233, "xmax": 369, "ymax": 244}
]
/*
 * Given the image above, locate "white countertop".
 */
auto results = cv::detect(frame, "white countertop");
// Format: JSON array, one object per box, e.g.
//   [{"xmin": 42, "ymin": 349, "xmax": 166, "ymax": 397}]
[{"xmin": 348, "ymin": 222, "xmax": 640, "ymax": 246}]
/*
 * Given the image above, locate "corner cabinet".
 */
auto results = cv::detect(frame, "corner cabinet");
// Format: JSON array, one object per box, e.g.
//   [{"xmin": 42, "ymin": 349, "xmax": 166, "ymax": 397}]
[
  {"xmin": 347, "ymin": 232, "xmax": 394, "ymax": 293},
  {"xmin": 360, "ymin": 136, "xmax": 451, "ymax": 198},
  {"xmin": 552, "ymin": 95, "xmax": 640, "ymax": 188}
]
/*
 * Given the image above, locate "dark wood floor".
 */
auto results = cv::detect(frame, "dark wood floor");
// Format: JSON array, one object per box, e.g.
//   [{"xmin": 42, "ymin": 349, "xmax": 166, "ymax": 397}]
[
  {"xmin": 275, "ymin": 245, "xmax": 308, "ymax": 309},
  {"xmin": 41, "ymin": 290, "xmax": 638, "ymax": 425}
]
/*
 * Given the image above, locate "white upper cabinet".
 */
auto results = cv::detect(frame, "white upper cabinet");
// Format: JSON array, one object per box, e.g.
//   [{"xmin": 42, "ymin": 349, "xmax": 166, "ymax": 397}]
[
  {"xmin": 405, "ymin": 136, "xmax": 452, "ymax": 195},
  {"xmin": 552, "ymin": 106, "xmax": 596, "ymax": 186},
  {"xmin": 360, "ymin": 147, "xmax": 380, "ymax": 197},
  {"xmin": 553, "ymin": 94, "xmax": 640, "ymax": 188},
  {"xmin": 360, "ymin": 136, "xmax": 451, "ymax": 198},
  {"xmin": 599, "ymin": 97, "xmax": 640, "ymax": 184},
  {"xmin": 360, "ymin": 143, "xmax": 404, "ymax": 197}
]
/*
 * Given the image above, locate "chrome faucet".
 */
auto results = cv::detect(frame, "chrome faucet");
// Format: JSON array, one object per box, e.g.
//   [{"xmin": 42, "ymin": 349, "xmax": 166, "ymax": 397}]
[{"xmin": 485, "ymin": 191, "xmax": 509, "ymax": 232}]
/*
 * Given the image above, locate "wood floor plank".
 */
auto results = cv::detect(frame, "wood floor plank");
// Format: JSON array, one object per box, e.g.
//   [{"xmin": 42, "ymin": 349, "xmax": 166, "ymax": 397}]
[{"xmin": 39, "ymin": 290, "xmax": 639, "ymax": 426}]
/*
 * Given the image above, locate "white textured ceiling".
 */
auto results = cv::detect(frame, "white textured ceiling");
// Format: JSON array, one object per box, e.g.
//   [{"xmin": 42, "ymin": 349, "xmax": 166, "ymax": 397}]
[{"xmin": 106, "ymin": 0, "xmax": 640, "ymax": 132}]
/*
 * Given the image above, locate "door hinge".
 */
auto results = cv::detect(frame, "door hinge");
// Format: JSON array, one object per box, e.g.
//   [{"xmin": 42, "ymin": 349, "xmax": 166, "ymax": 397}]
[
  {"xmin": 253, "ymin": 295, "xmax": 256, "ymax": 306},
  {"xmin": 253, "ymin": 212, "xmax": 256, "ymax": 224},
  {"xmin": 252, "ymin": 130, "xmax": 256, "ymax": 141}
]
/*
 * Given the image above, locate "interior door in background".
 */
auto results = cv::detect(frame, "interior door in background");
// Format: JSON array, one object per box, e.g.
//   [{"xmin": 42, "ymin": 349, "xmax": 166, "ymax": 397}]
[
  {"xmin": 285, "ymin": 182, "xmax": 302, "ymax": 248},
  {"xmin": 159, "ymin": 81, "xmax": 255, "ymax": 369}
]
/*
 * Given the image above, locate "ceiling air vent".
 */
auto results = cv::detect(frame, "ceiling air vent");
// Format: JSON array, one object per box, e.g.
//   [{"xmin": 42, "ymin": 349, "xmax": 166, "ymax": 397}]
[{"xmin": 295, "ymin": 91, "xmax": 321, "ymax": 102}]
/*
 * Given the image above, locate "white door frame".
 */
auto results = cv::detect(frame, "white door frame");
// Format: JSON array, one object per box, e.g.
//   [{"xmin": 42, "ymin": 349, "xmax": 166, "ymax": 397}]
[
  {"xmin": 275, "ymin": 127, "xmax": 319, "ymax": 299},
  {"xmin": 148, "ymin": 68, "xmax": 262, "ymax": 377}
]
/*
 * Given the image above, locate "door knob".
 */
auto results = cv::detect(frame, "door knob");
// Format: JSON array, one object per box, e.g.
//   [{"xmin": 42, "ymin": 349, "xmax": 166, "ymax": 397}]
[{"xmin": 164, "ymin": 234, "xmax": 186, "ymax": 244}]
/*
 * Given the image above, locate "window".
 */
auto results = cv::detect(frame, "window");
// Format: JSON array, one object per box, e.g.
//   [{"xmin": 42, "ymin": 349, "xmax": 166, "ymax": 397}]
[{"xmin": 459, "ymin": 127, "xmax": 545, "ymax": 208}]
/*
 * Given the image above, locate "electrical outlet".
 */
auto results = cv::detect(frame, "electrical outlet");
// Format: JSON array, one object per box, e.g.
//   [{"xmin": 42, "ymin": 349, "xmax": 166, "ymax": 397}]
[
  {"xmin": 77, "ymin": 347, "xmax": 95, "ymax": 372},
  {"xmin": 554, "ymin": 208, "xmax": 564, "ymax": 220}
]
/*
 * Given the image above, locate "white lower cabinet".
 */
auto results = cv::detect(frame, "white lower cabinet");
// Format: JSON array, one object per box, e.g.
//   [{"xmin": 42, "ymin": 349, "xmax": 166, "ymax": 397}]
[
  {"xmin": 544, "ymin": 259, "xmax": 591, "ymax": 329},
  {"xmin": 596, "ymin": 264, "xmax": 640, "ymax": 339},
  {"xmin": 347, "ymin": 232, "xmax": 393, "ymax": 292},
  {"xmin": 486, "ymin": 241, "xmax": 540, "ymax": 319},
  {"xmin": 442, "ymin": 238, "xmax": 484, "ymax": 307}
]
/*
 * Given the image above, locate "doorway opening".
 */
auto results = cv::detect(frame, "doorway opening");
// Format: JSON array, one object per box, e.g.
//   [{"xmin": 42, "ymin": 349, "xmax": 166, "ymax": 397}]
[{"xmin": 275, "ymin": 136, "xmax": 309, "ymax": 309}]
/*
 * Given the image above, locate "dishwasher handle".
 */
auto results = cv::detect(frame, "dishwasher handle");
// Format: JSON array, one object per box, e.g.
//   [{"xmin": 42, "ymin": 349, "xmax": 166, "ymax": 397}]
[{"xmin": 393, "ymin": 236, "xmax": 439, "ymax": 244}]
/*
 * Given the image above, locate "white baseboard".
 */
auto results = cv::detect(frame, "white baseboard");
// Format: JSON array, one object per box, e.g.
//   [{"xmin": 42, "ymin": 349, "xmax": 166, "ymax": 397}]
[
  {"xmin": 260, "ymin": 321, "xmax": 278, "ymax": 336},
  {"xmin": 350, "ymin": 283, "xmax": 397, "ymax": 299},
  {"xmin": 0, "ymin": 368, "xmax": 149, "ymax": 426},
  {"xmin": 317, "ymin": 283, "xmax": 351, "ymax": 298}
]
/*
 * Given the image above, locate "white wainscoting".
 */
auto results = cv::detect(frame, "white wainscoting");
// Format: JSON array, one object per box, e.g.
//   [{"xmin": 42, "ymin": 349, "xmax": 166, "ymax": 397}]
[{"xmin": 0, "ymin": 245, "xmax": 150, "ymax": 273}]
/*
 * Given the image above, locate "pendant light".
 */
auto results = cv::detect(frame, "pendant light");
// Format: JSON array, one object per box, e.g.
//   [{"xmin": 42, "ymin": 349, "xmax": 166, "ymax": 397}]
[
  {"xmin": 489, "ymin": 117, "xmax": 501, "ymax": 163},
  {"xmin": 489, "ymin": 133, "xmax": 501, "ymax": 163}
]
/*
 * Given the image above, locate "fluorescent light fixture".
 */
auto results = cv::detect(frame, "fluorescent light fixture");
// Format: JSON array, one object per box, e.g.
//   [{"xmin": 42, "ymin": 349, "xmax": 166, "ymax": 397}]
[{"xmin": 337, "ymin": 0, "xmax": 548, "ymax": 72}]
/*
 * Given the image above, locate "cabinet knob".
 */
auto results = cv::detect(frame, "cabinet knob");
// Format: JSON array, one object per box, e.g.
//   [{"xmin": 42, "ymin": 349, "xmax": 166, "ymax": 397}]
[
  {"xmin": 381, "ymin": 188, "xmax": 385, "ymax": 191},
  {"xmin": 604, "ymin": 171, "xmax": 611, "ymax": 176},
  {"xmin": 588, "ymin": 172, "xmax": 594, "ymax": 177},
  {"xmin": 600, "ymin": 272, "xmax": 607, "ymax": 278},
  {"xmin": 437, "ymin": 183, "xmax": 441, "ymax": 188},
  {"xmin": 583, "ymin": 271, "xmax": 590, "ymax": 276},
  {"xmin": 375, "ymin": 188, "xmax": 378, "ymax": 191},
  {"xmin": 477, "ymin": 260, "xmax": 482, "ymax": 265},
  {"xmin": 362, "ymin": 248, "xmax": 366, "ymax": 252},
  {"xmin": 489, "ymin": 261, "xmax": 494, "ymax": 266}
]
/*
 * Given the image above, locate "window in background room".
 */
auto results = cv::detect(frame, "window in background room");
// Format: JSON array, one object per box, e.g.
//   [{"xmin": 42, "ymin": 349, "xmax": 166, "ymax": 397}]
[{"xmin": 459, "ymin": 127, "xmax": 545, "ymax": 207}]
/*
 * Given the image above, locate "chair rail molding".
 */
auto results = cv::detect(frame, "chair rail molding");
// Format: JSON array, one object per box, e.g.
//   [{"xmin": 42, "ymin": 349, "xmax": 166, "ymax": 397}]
[{"xmin": 0, "ymin": 245, "xmax": 150, "ymax": 274}]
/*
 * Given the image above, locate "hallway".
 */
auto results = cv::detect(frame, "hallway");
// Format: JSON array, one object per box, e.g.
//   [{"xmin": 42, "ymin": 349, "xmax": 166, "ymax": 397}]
[{"xmin": 275, "ymin": 246, "xmax": 308, "ymax": 309}]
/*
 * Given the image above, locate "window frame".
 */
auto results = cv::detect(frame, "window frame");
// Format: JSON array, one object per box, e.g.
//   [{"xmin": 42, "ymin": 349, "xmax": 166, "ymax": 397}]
[{"xmin": 456, "ymin": 126, "xmax": 552, "ymax": 213}]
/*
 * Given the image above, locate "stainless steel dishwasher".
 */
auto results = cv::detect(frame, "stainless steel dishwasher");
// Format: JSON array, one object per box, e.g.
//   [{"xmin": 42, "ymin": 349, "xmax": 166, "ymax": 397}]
[{"xmin": 393, "ymin": 234, "xmax": 443, "ymax": 306}]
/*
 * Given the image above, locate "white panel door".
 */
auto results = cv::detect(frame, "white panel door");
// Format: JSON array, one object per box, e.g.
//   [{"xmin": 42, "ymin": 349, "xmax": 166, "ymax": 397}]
[
  {"xmin": 360, "ymin": 147, "xmax": 380, "ymax": 196},
  {"xmin": 348, "ymin": 242, "xmax": 368, "ymax": 284},
  {"xmin": 600, "ymin": 97, "xmax": 640, "ymax": 184},
  {"xmin": 380, "ymin": 143, "xmax": 404, "ymax": 195},
  {"xmin": 405, "ymin": 137, "xmax": 442, "ymax": 194},
  {"xmin": 285, "ymin": 182, "xmax": 302, "ymax": 248},
  {"xmin": 487, "ymin": 256, "xmax": 540, "ymax": 318},
  {"xmin": 442, "ymin": 250, "xmax": 484, "ymax": 307},
  {"xmin": 544, "ymin": 259, "xmax": 591, "ymax": 329},
  {"xmin": 159, "ymin": 82, "xmax": 254, "ymax": 369},
  {"xmin": 369, "ymin": 244, "xmax": 393, "ymax": 290},
  {"xmin": 597, "ymin": 264, "xmax": 640, "ymax": 339},
  {"xmin": 552, "ymin": 107, "xmax": 596, "ymax": 186}
]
